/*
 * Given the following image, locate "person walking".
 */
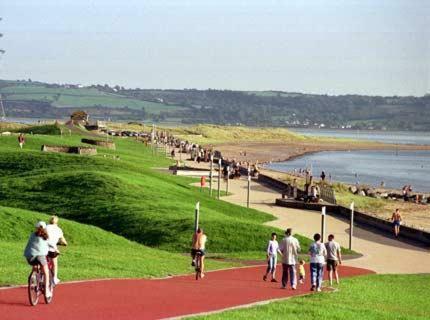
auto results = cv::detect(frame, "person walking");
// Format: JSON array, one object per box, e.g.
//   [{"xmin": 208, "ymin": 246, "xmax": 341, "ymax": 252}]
[
  {"xmin": 391, "ymin": 208, "xmax": 402, "ymax": 238},
  {"xmin": 325, "ymin": 234, "xmax": 342, "ymax": 286},
  {"xmin": 278, "ymin": 228, "xmax": 301, "ymax": 290},
  {"xmin": 18, "ymin": 133, "xmax": 25, "ymax": 149},
  {"xmin": 309, "ymin": 233, "xmax": 327, "ymax": 292},
  {"xmin": 263, "ymin": 232, "xmax": 281, "ymax": 282}
]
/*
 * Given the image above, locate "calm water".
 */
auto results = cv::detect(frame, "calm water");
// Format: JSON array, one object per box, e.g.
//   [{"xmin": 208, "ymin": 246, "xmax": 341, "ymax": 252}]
[
  {"xmin": 290, "ymin": 128, "xmax": 430, "ymax": 145},
  {"xmin": 267, "ymin": 150, "xmax": 430, "ymax": 192}
]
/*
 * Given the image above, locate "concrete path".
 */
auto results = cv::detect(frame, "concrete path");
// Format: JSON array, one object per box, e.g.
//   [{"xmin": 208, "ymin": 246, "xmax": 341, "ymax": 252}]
[{"xmin": 177, "ymin": 158, "xmax": 430, "ymax": 274}]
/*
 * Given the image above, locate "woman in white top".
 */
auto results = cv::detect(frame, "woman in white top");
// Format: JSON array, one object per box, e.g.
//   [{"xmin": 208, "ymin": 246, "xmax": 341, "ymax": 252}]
[
  {"xmin": 308, "ymin": 233, "xmax": 327, "ymax": 292},
  {"xmin": 263, "ymin": 233, "xmax": 280, "ymax": 282},
  {"xmin": 46, "ymin": 215, "xmax": 68, "ymax": 284}
]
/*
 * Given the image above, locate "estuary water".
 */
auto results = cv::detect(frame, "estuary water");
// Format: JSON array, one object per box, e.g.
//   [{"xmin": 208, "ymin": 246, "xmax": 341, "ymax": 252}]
[
  {"xmin": 267, "ymin": 150, "xmax": 430, "ymax": 192},
  {"xmin": 289, "ymin": 128, "xmax": 430, "ymax": 145}
]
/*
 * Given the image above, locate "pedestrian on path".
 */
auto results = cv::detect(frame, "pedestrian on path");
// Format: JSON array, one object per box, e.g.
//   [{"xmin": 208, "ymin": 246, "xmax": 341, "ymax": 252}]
[
  {"xmin": 278, "ymin": 228, "xmax": 301, "ymax": 290},
  {"xmin": 309, "ymin": 233, "xmax": 327, "ymax": 292},
  {"xmin": 325, "ymin": 234, "xmax": 342, "ymax": 286},
  {"xmin": 263, "ymin": 232, "xmax": 281, "ymax": 282},
  {"xmin": 200, "ymin": 175, "xmax": 206, "ymax": 191},
  {"xmin": 391, "ymin": 209, "xmax": 402, "ymax": 238},
  {"xmin": 18, "ymin": 133, "xmax": 25, "ymax": 149}
]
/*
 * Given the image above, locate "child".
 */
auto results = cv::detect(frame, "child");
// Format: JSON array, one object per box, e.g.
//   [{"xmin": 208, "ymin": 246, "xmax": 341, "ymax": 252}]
[
  {"xmin": 263, "ymin": 232, "xmax": 280, "ymax": 282},
  {"xmin": 299, "ymin": 260, "xmax": 306, "ymax": 284}
]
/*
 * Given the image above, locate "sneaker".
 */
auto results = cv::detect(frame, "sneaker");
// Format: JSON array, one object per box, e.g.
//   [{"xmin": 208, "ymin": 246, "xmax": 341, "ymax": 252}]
[
  {"xmin": 281, "ymin": 286, "xmax": 286, "ymax": 289},
  {"xmin": 53, "ymin": 277, "xmax": 61, "ymax": 285},
  {"xmin": 45, "ymin": 289, "xmax": 52, "ymax": 299},
  {"xmin": 299, "ymin": 279, "xmax": 303, "ymax": 284},
  {"xmin": 270, "ymin": 279, "xmax": 278, "ymax": 283},
  {"xmin": 292, "ymin": 286, "xmax": 297, "ymax": 290},
  {"xmin": 263, "ymin": 275, "xmax": 267, "ymax": 281},
  {"xmin": 201, "ymin": 273, "xmax": 205, "ymax": 278},
  {"xmin": 310, "ymin": 285, "xmax": 315, "ymax": 291},
  {"xmin": 317, "ymin": 287, "xmax": 322, "ymax": 292}
]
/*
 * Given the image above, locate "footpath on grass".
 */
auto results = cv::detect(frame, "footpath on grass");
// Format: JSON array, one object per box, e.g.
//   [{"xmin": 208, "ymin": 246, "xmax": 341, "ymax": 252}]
[
  {"xmin": 0, "ymin": 264, "xmax": 372, "ymax": 320},
  {"xmin": 179, "ymin": 158, "xmax": 430, "ymax": 274}
]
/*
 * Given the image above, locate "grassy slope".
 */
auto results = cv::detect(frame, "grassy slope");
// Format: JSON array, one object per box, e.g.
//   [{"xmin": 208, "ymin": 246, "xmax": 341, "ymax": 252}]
[
  {"xmin": 0, "ymin": 206, "xmax": 230, "ymax": 286},
  {"xmin": 0, "ymin": 132, "xmax": 310, "ymax": 259},
  {"xmin": 194, "ymin": 274, "xmax": 430, "ymax": 320},
  {"xmin": 0, "ymin": 83, "xmax": 184, "ymax": 114}
]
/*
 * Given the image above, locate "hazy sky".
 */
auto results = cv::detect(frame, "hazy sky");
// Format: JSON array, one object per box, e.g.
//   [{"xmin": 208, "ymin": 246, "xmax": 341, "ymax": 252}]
[{"xmin": 1, "ymin": 0, "xmax": 429, "ymax": 96}]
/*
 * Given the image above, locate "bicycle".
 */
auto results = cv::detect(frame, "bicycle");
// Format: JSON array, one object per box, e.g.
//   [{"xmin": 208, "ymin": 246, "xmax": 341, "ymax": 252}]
[
  {"xmin": 195, "ymin": 251, "xmax": 203, "ymax": 280},
  {"xmin": 27, "ymin": 255, "xmax": 55, "ymax": 306}
]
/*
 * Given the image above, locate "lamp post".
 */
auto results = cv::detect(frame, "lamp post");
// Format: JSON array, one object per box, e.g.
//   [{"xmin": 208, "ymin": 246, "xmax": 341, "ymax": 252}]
[
  {"xmin": 349, "ymin": 202, "xmax": 354, "ymax": 250},
  {"xmin": 209, "ymin": 154, "xmax": 214, "ymax": 196},
  {"xmin": 217, "ymin": 158, "xmax": 222, "ymax": 199},
  {"xmin": 247, "ymin": 166, "xmax": 251, "ymax": 208},
  {"xmin": 321, "ymin": 206, "xmax": 326, "ymax": 241}
]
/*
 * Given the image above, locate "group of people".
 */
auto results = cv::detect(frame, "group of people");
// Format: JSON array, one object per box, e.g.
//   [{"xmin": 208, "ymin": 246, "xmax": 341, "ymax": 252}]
[
  {"xmin": 23, "ymin": 216, "xmax": 68, "ymax": 299},
  {"xmin": 262, "ymin": 228, "xmax": 342, "ymax": 291}
]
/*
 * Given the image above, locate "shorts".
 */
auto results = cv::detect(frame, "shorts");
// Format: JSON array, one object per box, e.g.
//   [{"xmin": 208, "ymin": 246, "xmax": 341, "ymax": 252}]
[
  {"xmin": 326, "ymin": 259, "xmax": 338, "ymax": 271},
  {"xmin": 27, "ymin": 255, "xmax": 47, "ymax": 266},
  {"xmin": 393, "ymin": 220, "xmax": 401, "ymax": 227},
  {"xmin": 48, "ymin": 251, "xmax": 59, "ymax": 258},
  {"xmin": 191, "ymin": 248, "xmax": 206, "ymax": 257}
]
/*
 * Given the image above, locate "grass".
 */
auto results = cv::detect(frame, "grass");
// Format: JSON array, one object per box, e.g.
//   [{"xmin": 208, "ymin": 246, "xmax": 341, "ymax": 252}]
[
  {"xmin": 0, "ymin": 205, "xmax": 232, "ymax": 286},
  {"xmin": 192, "ymin": 274, "xmax": 430, "ymax": 319},
  {"xmin": 0, "ymin": 131, "xmax": 310, "ymax": 261},
  {"xmin": 0, "ymin": 83, "xmax": 185, "ymax": 114}
]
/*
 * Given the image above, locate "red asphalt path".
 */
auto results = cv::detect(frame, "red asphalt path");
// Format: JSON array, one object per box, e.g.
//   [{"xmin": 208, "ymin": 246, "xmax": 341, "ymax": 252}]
[{"xmin": 0, "ymin": 265, "xmax": 373, "ymax": 320}]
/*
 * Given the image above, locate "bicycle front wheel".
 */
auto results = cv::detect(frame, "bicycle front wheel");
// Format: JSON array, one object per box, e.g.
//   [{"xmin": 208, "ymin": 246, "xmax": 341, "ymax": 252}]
[{"xmin": 28, "ymin": 270, "xmax": 39, "ymax": 306}]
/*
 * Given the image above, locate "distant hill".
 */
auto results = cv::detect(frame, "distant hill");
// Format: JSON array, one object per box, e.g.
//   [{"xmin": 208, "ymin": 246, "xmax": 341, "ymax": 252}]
[{"xmin": 1, "ymin": 79, "xmax": 429, "ymax": 130}]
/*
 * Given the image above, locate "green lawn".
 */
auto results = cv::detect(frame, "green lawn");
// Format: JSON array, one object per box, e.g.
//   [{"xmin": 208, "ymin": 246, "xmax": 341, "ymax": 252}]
[
  {"xmin": 0, "ymin": 131, "xmax": 310, "ymax": 266},
  {"xmin": 0, "ymin": 205, "xmax": 232, "ymax": 286},
  {"xmin": 192, "ymin": 274, "xmax": 430, "ymax": 319}
]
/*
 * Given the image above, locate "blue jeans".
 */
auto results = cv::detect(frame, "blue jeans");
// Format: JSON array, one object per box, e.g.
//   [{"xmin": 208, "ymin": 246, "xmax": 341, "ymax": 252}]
[
  {"xmin": 266, "ymin": 255, "xmax": 277, "ymax": 276},
  {"xmin": 281, "ymin": 263, "xmax": 297, "ymax": 288},
  {"xmin": 310, "ymin": 263, "xmax": 324, "ymax": 288}
]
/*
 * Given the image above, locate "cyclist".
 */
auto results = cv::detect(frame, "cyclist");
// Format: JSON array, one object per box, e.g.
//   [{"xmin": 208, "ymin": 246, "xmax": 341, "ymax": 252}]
[
  {"xmin": 191, "ymin": 228, "xmax": 207, "ymax": 277},
  {"xmin": 46, "ymin": 215, "xmax": 68, "ymax": 284},
  {"xmin": 23, "ymin": 221, "xmax": 51, "ymax": 299}
]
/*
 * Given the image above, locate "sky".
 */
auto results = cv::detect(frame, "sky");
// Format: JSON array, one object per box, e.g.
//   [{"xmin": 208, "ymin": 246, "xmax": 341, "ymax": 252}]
[{"xmin": 0, "ymin": 0, "xmax": 429, "ymax": 96}]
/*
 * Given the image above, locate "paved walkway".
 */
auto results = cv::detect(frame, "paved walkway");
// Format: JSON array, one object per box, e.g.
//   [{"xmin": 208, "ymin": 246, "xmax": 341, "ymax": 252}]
[
  {"xmin": 179, "ymin": 158, "xmax": 430, "ymax": 274},
  {"xmin": 0, "ymin": 265, "xmax": 371, "ymax": 320}
]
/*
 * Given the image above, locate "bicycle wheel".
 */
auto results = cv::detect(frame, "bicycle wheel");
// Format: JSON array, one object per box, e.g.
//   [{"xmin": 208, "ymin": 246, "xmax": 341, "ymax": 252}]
[
  {"xmin": 27, "ymin": 270, "xmax": 39, "ymax": 306},
  {"xmin": 43, "ymin": 270, "xmax": 54, "ymax": 304}
]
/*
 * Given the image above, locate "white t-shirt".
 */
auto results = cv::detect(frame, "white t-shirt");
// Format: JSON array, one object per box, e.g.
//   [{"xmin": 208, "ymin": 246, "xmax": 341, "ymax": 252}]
[
  {"xmin": 325, "ymin": 241, "xmax": 341, "ymax": 261},
  {"xmin": 267, "ymin": 240, "xmax": 279, "ymax": 256},
  {"xmin": 309, "ymin": 241, "xmax": 327, "ymax": 264},
  {"xmin": 46, "ymin": 224, "xmax": 64, "ymax": 252}
]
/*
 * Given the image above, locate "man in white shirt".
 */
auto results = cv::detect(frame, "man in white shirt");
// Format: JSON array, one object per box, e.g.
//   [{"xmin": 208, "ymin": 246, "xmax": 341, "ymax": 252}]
[
  {"xmin": 325, "ymin": 234, "xmax": 342, "ymax": 286},
  {"xmin": 309, "ymin": 233, "xmax": 327, "ymax": 292},
  {"xmin": 46, "ymin": 215, "xmax": 68, "ymax": 284},
  {"xmin": 278, "ymin": 228, "xmax": 301, "ymax": 289},
  {"xmin": 263, "ymin": 232, "xmax": 281, "ymax": 282}
]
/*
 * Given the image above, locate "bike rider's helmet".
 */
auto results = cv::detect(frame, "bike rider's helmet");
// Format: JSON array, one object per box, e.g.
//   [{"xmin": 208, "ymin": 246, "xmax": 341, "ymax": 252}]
[{"xmin": 34, "ymin": 221, "xmax": 47, "ymax": 229}]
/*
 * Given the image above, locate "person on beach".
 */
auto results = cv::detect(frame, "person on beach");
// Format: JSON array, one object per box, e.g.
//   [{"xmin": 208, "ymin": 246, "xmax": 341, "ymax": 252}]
[
  {"xmin": 278, "ymin": 228, "xmax": 301, "ymax": 290},
  {"xmin": 391, "ymin": 208, "xmax": 402, "ymax": 238},
  {"xmin": 320, "ymin": 171, "xmax": 326, "ymax": 181},
  {"xmin": 325, "ymin": 234, "xmax": 342, "ymax": 286},
  {"xmin": 18, "ymin": 133, "xmax": 25, "ymax": 149},
  {"xmin": 298, "ymin": 260, "xmax": 306, "ymax": 284},
  {"xmin": 191, "ymin": 228, "xmax": 207, "ymax": 277},
  {"xmin": 263, "ymin": 232, "xmax": 281, "ymax": 282},
  {"xmin": 309, "ymin": 233, "xmax": 327, "ymax": 292}
]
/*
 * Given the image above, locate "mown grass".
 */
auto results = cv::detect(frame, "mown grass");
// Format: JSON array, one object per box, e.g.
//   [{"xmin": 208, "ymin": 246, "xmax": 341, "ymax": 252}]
[
  {"xmin": 0, "ymin": 206, "xmax": 233, "ymax": 286},
  {"xmin": 192, "ymin": 274, "xmax": 430, "ymax": 320},
  {"xmin": 0, "ymin": 132, "xmax": 308, "ymax": 260}
]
